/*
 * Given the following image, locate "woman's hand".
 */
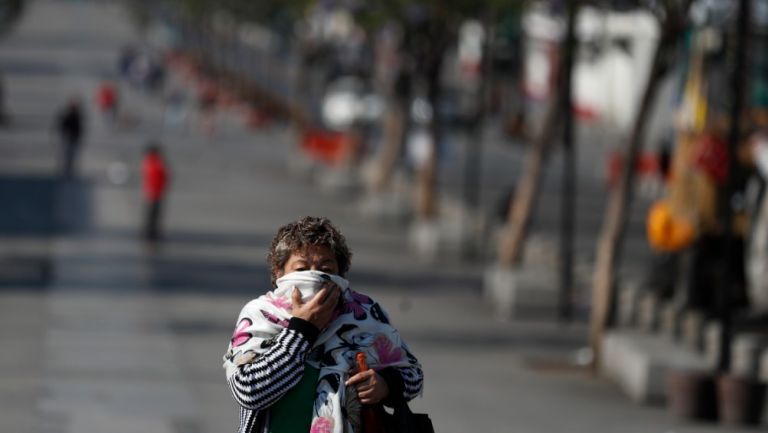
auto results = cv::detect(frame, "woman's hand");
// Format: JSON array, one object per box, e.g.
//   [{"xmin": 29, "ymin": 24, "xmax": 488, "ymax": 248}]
[
  {"xmin": 345, "ymin": 369, "xmax": 390, "ymax": 405},
  {"xmin": 291, "ymin": 283, "xmax": 340, "ymax": 330}
]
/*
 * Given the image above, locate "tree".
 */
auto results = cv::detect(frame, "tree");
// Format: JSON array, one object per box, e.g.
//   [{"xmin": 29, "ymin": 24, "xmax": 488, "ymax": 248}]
[
  {"xmin": 363, "ymin": 1, "xmax": 524, "ymax": 223},
  {"xmin": 497, "ymin": 2, "xmax": 567, "ymax": 266},
  {"xmin": 589, "ymin": 0, "xmax": 693, "ymax": 369}
]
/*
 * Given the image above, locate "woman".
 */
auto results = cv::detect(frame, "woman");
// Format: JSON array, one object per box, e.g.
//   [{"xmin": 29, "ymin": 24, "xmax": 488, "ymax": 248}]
[{"xmin": 223, "ymin": 216, "xmax": 423, "ymax": 433}]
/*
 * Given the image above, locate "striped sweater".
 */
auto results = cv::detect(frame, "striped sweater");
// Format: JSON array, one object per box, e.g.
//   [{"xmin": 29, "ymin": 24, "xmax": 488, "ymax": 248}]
[{"xmin": 227, "ymin": 322, "xmax": 424, "ymax": 433}]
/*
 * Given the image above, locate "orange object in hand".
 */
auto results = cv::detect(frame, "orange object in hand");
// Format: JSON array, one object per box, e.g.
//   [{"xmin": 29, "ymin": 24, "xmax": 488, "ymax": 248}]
[
  {"xmin": 355, "ymin": 353, "xmax": 386, "ymax": 433},
  {"xmin": 356, "ymin": 352, "xmax": 369, "ymax": 372},
  {"xmin": 647, "ymin": 200, "xmax": 696, "ymax": 252}
]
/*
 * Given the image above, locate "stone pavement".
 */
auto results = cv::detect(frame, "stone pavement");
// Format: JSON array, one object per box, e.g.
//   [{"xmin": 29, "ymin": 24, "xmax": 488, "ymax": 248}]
[{"xmin": 0, "ymin": 1, "xmax": 759, "ymax": 433}]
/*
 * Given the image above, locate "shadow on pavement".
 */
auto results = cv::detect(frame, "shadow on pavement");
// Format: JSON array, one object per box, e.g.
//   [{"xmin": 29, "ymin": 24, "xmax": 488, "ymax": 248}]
[
  {"xmin": 140, "ymin": 254, "xmax": 267, "ymax": 295},
  {"xmin": 405, "ymin": 328, "xmax": 586, "ymax": 351},
  {"xmin": 17, "ymin": 252, "xmax": 269, "ymax": 295},
  {"xmin": 0, "ymin": 56, "xmax": 113, "ymax": 78},
  {"xmin": 0, "ymin": 175, "xmax": 91, "ymax": 288},
  {"xmin": 95, "ymin": 227, "xmax": 273, "ymax": 249},
  {"xmin": 2, "ymin": 112, "xmax": 55, "ymax": 130},
  {"xmin": 349, "ymin": 268, "xmax": 482, "ymax": 294},
  {"xmin": 0, "ymin": 57, "xmax": 61, "ymax": 77},
  {"xmin": 0, "ymin": 175, "xmax": 92, "ymax": 236},
  {"xmin": 7, "ymin": 34, "xmax": 126, "ymax": 52}
]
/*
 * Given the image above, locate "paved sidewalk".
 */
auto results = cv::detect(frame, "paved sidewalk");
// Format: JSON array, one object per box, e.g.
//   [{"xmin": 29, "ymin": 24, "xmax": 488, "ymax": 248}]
[{"xmin": 0, "ymin": 2, "xmax": 759, "ymax": 433}]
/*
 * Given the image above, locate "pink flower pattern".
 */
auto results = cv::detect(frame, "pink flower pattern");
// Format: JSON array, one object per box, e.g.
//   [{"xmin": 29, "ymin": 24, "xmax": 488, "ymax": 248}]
[
  {"xmin": 265, "ymin": 293, "xmax": 292, "ymax": 310},
  {"xmin": 260, "ymin": 309, "xmax": 289, "ymax": 327},
  {"xmin": 340, "ymin": 300, "xmax": 367, "ymax": 320},
  {"xmin": 310, "ymin": 416, "xmax": 334, "ymax": 433},
  {"xmin": 338, "ymin": 289, "xmax": 373, "ymax": 320},
  {"xmin": 349, "ymin": 290, "xmax": 373, "ymax": 305},
  {"xmin": 373, "ymin": 334, "xmax": 403, "ymax": 365},
  {"xmin": 231, "ymin": 318, "xmax": 252, "ymax": 347}
]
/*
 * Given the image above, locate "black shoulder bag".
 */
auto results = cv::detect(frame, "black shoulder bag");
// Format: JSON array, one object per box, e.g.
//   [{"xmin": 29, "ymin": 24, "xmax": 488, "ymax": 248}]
[{"xmin": 380, "ymin": 402, "xmax": 434, "ymax": 433}]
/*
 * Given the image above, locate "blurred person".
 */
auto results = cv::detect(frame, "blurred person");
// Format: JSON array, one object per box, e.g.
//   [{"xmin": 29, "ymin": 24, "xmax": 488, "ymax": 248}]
[
  {"xmin": 95, "ymin": 80, "xmax": 118, "ymax": 122},
  {"xmin": 146, "ymin": 60, "xmax": 166, "ymax": 93},
  {"xmin": 142, "ymin": 144, "xmax": 169, "ymax": 242},
  {"xmin": 685, "ymin": 131, "xmax": 751, "ymax": 316},
  {"xmin": 128, "ymin": 51, "xmax": 151, "ymax": 89},
  {"xmin": 223, "ymin": 216, "xmax": 423, "ymax": 433},
  {"xmin": 198, "ymin": 84, "xmax": 217, "ymax": 136},
  {"xmin": 163, "ymin": 88, "xmax": 188, "ymax": 132},
  {"xmin": 640, "ymin": 136, "xmax": 678, "ymax": 301},
  {"xmin": 56, "ymin": 97, "xmax": 85, "ymax": 178},
  {"xmin": 118, "ymin": 45, "xmax": 136, "ymax": 79}
]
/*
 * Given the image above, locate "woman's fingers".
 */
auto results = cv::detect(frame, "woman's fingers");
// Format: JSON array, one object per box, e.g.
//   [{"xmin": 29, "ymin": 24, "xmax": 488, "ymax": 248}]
[
  {"xmin": 291, "ymin": 287, "xmax": 302, "ymax": 307},
  {"xmin": 345, "ymin": 370, "xmax": 372, "ymax": 386},
  {"xmin": 358, "ymin": 377, "xmax": 388, "ymax": 404},
  {"xmin": 346, "ymin": 370, "xmax": 388, "ymax": 404},
  {"xmin": 323, "ymin": 285, "xmax": 340, "ymax": 305},
  {"xmin": 306, "ymin": 287, "xmax": 328, "ymax": 306},
  {"xmin": 292, "ymin": 284, "xmax": 342, "ymax": 329},
  {"xmin": 316, "ymin": 282, "xmax": 338, "ymax": 304},
  {"xmin": 358, "ymin": 388, "xmax": 374, "ymax": 399}
]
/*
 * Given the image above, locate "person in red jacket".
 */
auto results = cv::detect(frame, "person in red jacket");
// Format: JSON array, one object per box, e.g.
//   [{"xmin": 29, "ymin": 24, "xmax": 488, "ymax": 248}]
[
  {"xmin": 96, "ymin": 80, "xmax": 118, "ymax": 121},
  {"xmin": 142, "ymin": 143, "xmax": 169, "ymax": 242}
]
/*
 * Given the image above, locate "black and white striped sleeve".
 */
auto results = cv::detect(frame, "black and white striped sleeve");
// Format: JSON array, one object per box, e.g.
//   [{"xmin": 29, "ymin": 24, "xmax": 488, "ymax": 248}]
[
  {"xmin": 397, "ymin": 364, "xmax": 424, "ymax": 401},
  {"xmin": 227, "ymin": 318, "xmax": 319, "ymax": 412},
  {"xmin": 379, "ymin": 363, "xmax": 424, "ymax": 407}
]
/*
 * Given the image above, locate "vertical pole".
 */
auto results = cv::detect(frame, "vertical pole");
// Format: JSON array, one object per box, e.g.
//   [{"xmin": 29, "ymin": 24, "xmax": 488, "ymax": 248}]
[
  {"xmin": 559, "ymin": 0, "xmax": 578, "ymax": 321},
  {"xmin": 463, "ymin": 15, "xmax": 493, "ymax": 259},
  {"xmin": 718, "ymin": 0, "xmax": 750, "ymax": 373}
]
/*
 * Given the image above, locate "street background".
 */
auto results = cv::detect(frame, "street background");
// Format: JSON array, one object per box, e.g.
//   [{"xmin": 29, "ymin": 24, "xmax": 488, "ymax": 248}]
[{"xmin": 0, "ymin": 1, "xmax": 759, "ymax": 433}]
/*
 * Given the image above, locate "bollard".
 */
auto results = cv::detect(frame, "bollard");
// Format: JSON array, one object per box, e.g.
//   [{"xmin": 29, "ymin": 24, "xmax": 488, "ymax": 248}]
[
  {"xmin": 617, "ymin": 283, "xmax": 640, "ymax": 328},
  {"xmin": 703, "ymin": 321, "xmax": 722, "ymax": 369},
  {"xmin": 637, "ymin": 292, "xmax": 660, "ymax": 333},
  {"xmin": 681, "ymin": 310, "xmax": 705, "ymax": 352},
  {"xmin": 660, "ymin": 302, "xmax": 683, "ymax": 340},
  {"xmin": 731, "ymin": 333, "xmax": 768, "ymax": 379}
]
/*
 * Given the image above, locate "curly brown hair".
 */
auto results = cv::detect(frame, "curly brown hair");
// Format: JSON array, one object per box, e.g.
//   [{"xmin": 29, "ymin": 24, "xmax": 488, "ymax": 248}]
[{"xmin": 267, "ymin": 216, "xmax": 352, "ymax": 286}]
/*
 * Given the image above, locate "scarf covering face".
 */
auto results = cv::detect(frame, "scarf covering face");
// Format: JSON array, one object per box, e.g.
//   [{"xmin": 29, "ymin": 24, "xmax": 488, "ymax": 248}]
[{"xmin": 223, "ymin": 270, "xmax": 420, "ymax": 433}]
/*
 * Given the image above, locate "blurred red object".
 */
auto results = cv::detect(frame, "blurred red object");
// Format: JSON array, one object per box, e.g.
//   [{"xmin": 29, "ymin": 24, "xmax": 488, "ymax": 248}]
[
  {"xmin": 693, "ymin": 134, "xmax": 729, "ymax": 185},
  {"xmin": 607, "ymin": 151, "xmax": 661, "ymax": 187},
  {"xmin": 96, "ymin": 82, "xmax": 117, "ymax": 112},
  {"xmin": 301, "ymin": 129, "xmax": 352, "ymax": 166},
  {"xmin": 573, "ymin": 104, "xmax": 600, "ymax": 122},
  {"xmin": 142, "ymin": 151, "xmax": 168, "ymax": 202},
  {"xmin": 245, "ymin": 107, "xmax": 270, "ymax": 129}
]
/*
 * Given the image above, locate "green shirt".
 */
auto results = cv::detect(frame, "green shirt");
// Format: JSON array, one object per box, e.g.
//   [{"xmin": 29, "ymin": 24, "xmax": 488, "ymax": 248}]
[{"xmin": 269, "ymin": 365, "xmax": 321, "ymax": 433}]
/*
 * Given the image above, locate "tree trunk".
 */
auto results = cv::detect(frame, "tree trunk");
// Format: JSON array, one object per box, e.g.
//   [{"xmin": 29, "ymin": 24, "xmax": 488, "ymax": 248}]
[
  {"xmin": 415, "ymin": 137, "xmax": 439, "ymax": 220},
  {"xmin": 589, "ymin": 19, "xmax": 676, "ymax": 370},
  {"xmin": 415, "ymin": 78, "xmax": 443, "ymax": 221},
  {"xmin": 372, "ymin": 97, "xmax": 407, "ymax": 192},
  {"xmin": 497, "ymin": 89, "xmax": 563, "ymax": 266},
  {"xmin": 414, "ymin": 24, "xmax": 446, "ymax": 222}
]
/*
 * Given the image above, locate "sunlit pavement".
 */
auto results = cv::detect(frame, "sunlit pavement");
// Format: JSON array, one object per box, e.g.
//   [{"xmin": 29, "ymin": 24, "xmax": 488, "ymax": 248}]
[{"xmin": 0, "ymin": 1, "xmax": 758, "ymax": 433}]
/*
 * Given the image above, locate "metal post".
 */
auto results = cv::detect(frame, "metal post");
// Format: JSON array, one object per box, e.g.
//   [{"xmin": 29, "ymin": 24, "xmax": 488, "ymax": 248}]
[
  {"xmin": 462, "ymin": 15, "xmax": 493, "ymax": 259},
  {"xmin": 718, "ymin": 0, "xmax": 751, "ymax": 373},
  {"xmin": 559, "ymin": 0, "xmax": 578, "ymax": 322}
]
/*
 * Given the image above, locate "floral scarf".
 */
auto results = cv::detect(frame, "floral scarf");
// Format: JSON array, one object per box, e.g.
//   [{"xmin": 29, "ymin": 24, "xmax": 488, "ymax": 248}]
[{"xmin": 223, "ymin": 271, "xmax": 420, "ymax": 433}]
